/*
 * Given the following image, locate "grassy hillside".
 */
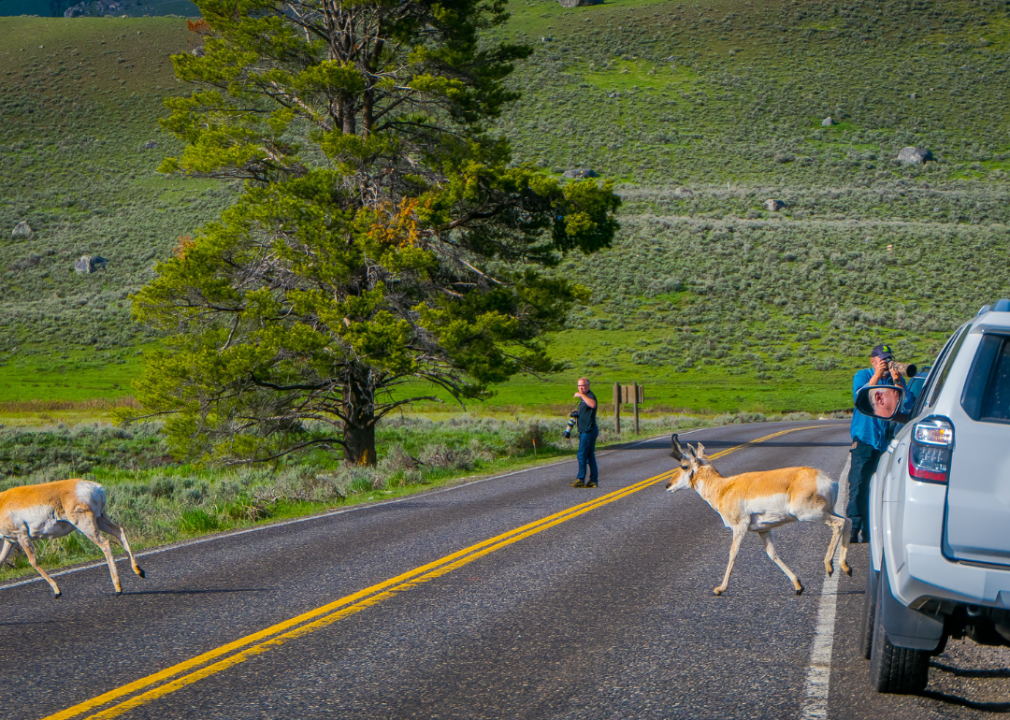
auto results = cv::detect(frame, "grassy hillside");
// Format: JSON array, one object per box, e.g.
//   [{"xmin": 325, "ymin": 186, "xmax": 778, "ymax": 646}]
[
  {"xmin": 2, "ymin": 1, "xmax": 1010, "ymax": 416},
  {"xmin": 492, "ymin": 0, "xmax": 1010, "ymax": 411},
  {"xmin": 0, "ymin": 17, "xmax": 233, "ymax": 406}
]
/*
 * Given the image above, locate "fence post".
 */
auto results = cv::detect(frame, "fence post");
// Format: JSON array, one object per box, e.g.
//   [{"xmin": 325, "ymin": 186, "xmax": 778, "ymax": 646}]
[
  {"xmin": 612, "ymin": 381, "xmax": 621, "ymax": 435},
  {"xmin": 633, "ymin": 380, "xmax": 640, "ymax": 434}
]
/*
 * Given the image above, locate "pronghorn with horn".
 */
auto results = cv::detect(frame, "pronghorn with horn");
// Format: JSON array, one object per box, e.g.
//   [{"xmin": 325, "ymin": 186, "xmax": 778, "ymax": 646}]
[
  {"xmin": 667, "ymin": 434, "xmax": 850, "ymax": 596},
  {"xmin": 0, "ymin": 479, "xmax": 145, "ymax": 598}
]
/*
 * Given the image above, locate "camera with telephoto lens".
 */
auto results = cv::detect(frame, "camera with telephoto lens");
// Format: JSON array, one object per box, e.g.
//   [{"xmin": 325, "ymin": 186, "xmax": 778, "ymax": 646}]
[
  {"xmin": 563, "ymin": 410, "xmax": 579, "ymax": 439},
  {"xmin": 885, "ymin": 360, "xmax": 918, "ymax": 378}
]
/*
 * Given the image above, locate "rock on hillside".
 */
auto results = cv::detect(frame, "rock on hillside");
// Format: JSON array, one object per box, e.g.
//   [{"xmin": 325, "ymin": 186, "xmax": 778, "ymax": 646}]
[
  {"xmin": 764, "ymin": 199, "xmax": 785, "ymax": 211},
  {"xmin": 557, "ymin": 0, "xmax": 603, "ymax": 6},
  {"xmin": 11, "ymin": 221, "xmax": 33, "ymax": 238},
  {"xmin": 563, "ymin": 168, "xmax": 599, "ymax": 179},
  {"xmin": 74, "ymin": 255, "xmax": 107, "ymax": 274},
  {"xmin": 897, "ymin": 147, "xmax": 933, "ymax": 164}
]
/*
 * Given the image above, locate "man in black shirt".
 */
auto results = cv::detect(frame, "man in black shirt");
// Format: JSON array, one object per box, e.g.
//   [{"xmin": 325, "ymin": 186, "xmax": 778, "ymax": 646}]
[{"xmin": 571, "ymin": 377, "xmax": 599, "ymax": 488}]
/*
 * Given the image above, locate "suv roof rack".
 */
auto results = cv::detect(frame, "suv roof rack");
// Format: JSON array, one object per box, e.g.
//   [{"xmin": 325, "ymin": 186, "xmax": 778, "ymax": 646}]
[{"xmin": 978, "ymin": 299, "xmax": 1010, "ymax": 315}]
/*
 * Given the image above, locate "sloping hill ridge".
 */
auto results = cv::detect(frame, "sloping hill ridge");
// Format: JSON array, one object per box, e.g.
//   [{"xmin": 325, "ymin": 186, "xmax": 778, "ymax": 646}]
[
  {"xmin": 1, "ymin": 0, "xmax": 1009, "ymax": 413},
  {"xmin": 0, "ymin": 0, "xmax": 197, "ymax": 18}
]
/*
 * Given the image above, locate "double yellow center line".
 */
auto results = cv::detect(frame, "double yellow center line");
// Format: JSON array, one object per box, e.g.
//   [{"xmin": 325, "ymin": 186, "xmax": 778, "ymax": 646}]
[{"xmin": 42, "ymin": 425, "xmax": 821, "ymax": 720}]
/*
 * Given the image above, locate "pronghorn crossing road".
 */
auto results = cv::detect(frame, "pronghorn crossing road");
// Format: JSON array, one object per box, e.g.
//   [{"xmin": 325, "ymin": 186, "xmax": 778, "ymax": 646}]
[{"xmin": 2, "ymin": 422, "xmax": 1008, "ymax": 720}]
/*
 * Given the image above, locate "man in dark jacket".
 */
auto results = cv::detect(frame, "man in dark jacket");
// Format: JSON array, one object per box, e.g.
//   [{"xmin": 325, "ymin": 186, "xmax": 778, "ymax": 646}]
[
  {"xmin": 848, "ymin": 344, "xmax": 913, "ymax": 543},
  {"xmin": 571, "ymin": 377, "xmax": 599, "ymax": 488}
]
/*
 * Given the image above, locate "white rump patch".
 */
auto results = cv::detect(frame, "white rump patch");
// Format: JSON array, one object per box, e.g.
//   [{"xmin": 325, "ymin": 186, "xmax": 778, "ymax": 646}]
[
  {"xmin": 814, "ymin": 472, "xmax": 838, "ymax": 509},
  {"xmin": 75, "ymin": 481, "xmax": 106, "ymax": 514}
]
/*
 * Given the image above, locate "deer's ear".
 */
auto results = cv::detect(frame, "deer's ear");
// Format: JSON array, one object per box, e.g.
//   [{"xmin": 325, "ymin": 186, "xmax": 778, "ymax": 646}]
[
  {"xmin": 694, "ymin": 442, "xmax": 707, "ymax": 459},
  {"xmin": 670, "ymin": 433, "xmax": 684, "ymax": 460}
]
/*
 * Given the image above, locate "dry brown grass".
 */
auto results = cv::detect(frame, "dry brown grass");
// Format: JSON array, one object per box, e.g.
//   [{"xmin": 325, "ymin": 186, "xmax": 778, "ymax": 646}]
[
  {"xmin": 0, "ymin": 397, "xmax": 140, "ymax": 414},
  {"xmin": 0, "ymin": 397, "xmax": 140, "ymax": 427}
]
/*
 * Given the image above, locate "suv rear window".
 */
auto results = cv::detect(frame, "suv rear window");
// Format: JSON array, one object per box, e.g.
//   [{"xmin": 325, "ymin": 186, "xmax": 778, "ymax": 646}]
[
  {"xmin": 962, "ymin": 334, "xmax": 1010, "ymax": 423},
  {"xmin": 915, "ymin": 324, "xmax": 969, "ymax": 415}
]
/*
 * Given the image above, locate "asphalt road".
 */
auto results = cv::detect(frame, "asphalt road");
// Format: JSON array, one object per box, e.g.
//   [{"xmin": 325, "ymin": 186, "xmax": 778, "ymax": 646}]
[{"xmin": 3, "ymin": 420, "xmax": 1009, "ymax": 719}]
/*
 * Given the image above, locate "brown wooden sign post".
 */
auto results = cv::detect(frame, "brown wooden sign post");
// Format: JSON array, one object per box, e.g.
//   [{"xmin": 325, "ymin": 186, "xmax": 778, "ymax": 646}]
[
  {"xmin": 612, "ymin": 382, "xmax": 621, "ymax": 435},
  {"xmin": 613, "ymin": 382, "xmax": 645, "ymax": 435}
]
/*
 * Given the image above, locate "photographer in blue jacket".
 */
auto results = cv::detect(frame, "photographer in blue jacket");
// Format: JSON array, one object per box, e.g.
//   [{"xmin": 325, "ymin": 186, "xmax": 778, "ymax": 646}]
[{"xmin": 847, "ymin": 344, "xmax": 914, "ymax": 544}]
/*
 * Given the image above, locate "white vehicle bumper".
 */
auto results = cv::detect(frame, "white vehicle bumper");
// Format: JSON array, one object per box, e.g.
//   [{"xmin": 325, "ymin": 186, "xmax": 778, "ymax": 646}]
[{"xmin": 896, "ymin": 544, "xmax": 1010, "ymax": 609}]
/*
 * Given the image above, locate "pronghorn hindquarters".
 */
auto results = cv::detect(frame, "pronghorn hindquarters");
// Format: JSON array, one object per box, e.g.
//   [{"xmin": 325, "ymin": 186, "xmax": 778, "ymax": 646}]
[
  {"xmin": 665, "ymin": 439, "xmax": 851, "ymax": 596},
  {"xmin": 0, "ymin": 479, "xmax": 145, "ymax": 598}
]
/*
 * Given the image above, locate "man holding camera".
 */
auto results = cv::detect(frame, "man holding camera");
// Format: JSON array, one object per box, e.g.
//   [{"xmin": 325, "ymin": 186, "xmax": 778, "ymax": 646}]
[
  {"xmin": 847, "ymin": 344, "xmax": 912, "ymax": 544},
  {"xmin": 571, "ymin": 377, "xmax": 599, "ymax": 489}
]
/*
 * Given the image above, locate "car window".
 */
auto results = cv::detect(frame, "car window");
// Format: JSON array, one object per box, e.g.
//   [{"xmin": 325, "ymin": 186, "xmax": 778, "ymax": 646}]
[
  {"xmin": 920, "ymin": 324, "xmax": 970, "ymax": 411},
  {"xmin": 962, "ymin": 334, "xmax": 1010, "ymax": 423}
]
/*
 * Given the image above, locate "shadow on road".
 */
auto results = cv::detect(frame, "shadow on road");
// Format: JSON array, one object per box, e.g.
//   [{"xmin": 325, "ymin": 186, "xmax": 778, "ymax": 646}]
[
  {"xmin": 931, "ymin": 661, "xmax": 1010, "ymax": 679},
  {"xmin": 921, "ymin": 689, "xmax": 1010, "ymax": 713}
]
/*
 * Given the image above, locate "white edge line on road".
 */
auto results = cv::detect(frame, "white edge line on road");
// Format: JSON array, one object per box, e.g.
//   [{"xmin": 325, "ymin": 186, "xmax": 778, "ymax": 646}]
[
  {"xmin": 0, "ymin": 430, "xmax": 684, "ymax": 593},
  {"xmin": 798, "ymin": 454, "xmax": 851, "ymax": 720}
]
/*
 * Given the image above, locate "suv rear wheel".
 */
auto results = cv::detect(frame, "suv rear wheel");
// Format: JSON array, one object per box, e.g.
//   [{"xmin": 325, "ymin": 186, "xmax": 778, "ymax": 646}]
[
  {"xmin": 868, "ymin": 565, "xmax": 930, "ymax": 694},
  {"xmin": 859, "ymin": 569, "xmax": 877, "ymax": 660}
]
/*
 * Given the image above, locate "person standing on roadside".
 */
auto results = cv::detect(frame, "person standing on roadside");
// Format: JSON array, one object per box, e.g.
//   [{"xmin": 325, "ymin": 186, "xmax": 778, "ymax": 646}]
[
  {"xmin": 848, "ymin": 344, "xmax": 912, "ymax": 544},
  {"xmin": 571, "ymin": 377, "xmax": 599, "ymax": 488}
]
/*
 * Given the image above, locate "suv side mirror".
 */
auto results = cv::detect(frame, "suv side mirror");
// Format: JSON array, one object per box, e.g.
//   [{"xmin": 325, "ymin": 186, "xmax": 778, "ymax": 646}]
[{"xmin": 855, "ymin": 385, "xmax": 910, "ymax": 423}]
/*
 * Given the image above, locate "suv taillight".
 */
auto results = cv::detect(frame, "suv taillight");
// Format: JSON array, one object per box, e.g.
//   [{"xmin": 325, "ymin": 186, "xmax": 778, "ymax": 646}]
[{"xmin": 909, "ymin": 418, "xmax": 954, "ymax": 483}]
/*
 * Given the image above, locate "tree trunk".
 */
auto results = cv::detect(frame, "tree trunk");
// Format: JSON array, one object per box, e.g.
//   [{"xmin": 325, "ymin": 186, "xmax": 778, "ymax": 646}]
[
  {"xmin": 343, "ymin": 418, "xmax": 376, "ymax": 466},
  {"xmin": 342, "ymin": 368, "xmax": 376, "ymax": 465}
]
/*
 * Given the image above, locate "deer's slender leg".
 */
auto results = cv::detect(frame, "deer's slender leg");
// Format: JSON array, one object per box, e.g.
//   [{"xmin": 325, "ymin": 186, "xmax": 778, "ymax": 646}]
[
  {"xmin": 97, "ymin": 515, "xmax": 145, "ymax": 579},
  {"xmin": 758, "ymin": 530, "xmax": 803, "ymax": 595},
  {"xmin": 16, "ymin": 534, "xmax": 61, "ymax": 598},
  {"xmin": 70, "ymin": 513, "xmax": 122, "ymax": 594},
  {"xmin": 714, "ymin": 525, "xmax": 748, "ymax": 596},
  {"xmin": 839, "ymin": 515, "xmax": 852, "ymax": 576},
  {"xmin": 0, "ymin": 539, "xmax": 14, "ymax": 568},
  {"xmin": 822, "ymin": 513, "xmax": 852, "ymax": 576}
]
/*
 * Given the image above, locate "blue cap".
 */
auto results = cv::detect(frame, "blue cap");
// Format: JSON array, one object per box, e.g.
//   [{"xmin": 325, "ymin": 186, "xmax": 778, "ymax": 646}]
[{"xmin": 871, "ymin": 344, "xmax": 894, "ymax": 361}]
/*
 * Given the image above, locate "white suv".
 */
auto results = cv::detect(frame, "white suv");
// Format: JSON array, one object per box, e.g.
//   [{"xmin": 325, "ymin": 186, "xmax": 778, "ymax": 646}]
[{"xmin": 856, "ymin": 299, "xmax": 1010, "ymax": 694}]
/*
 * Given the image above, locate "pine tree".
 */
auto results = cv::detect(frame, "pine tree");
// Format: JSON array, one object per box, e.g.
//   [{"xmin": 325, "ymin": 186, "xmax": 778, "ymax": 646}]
[{"xmin": 130, "ymin": 0, "xmax": 620, "ymax": 465}]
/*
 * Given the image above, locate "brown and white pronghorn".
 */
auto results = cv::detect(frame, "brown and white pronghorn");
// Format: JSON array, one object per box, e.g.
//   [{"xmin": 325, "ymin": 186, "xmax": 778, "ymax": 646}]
[
  {"xmin": 667, "ymin": 434, "xmax": 850, "ymax": 596},
  {"xmin": 0, "ymin": 479, "xmax": 145, "ymax": 597}
]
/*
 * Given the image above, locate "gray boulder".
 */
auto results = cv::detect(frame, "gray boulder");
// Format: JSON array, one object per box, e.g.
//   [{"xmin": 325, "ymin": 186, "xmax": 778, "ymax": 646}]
[
  {"xmin": 821, "ymin": 117, "xmax": 834, "ymax": 126},
  {"xmin": 557, "ymin": 0, "xmax": 602, "ymax": 6},
  {"xmin": 143, "ymin": 141, "xmax": 157, "ymax": 150},
  {"xmin": 11, "ymin": 221, "xmax": 33, "ymax": 238},
  {"xmin": 563, "ymin": 168, "xmax": 599, "ymax": 179},
  {"xmin": 74, "ymin": 255, "xmax": 108, "ymax": 274},
  {"xmin": 897, "ymin": 147, "xmax": 933, "ymax": 164},
  {"xmin": 764, "ymin": 199, "xmax": 785, "ymax": 212},
  {"xmin": 673, "ymin": 187, "xmax": 693, "ymax": 198}
]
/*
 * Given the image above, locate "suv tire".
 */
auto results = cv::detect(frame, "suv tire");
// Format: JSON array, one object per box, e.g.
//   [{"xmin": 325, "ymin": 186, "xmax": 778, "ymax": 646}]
[
  {"xmin": 868, "ymin": 566, "xmax": 930, "ymax": 694},
  {"xmin": 859, "ymin": 569, "xmax": 878, "ymax": 660}
]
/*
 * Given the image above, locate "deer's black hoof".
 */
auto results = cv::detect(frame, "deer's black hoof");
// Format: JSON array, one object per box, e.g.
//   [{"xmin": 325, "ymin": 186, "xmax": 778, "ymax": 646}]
[{"xmin": 137, "ymin": 568, "xmax": 146, "ymax": 579}]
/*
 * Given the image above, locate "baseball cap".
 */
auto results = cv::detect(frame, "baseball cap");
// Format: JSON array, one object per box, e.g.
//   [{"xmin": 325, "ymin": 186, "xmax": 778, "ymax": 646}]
[{"xmin": 871, "ymin": 344, "xmax": 894, "ymax": 361}]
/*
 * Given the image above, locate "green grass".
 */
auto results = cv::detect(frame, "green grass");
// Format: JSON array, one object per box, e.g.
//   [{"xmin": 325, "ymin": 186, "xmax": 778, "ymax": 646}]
[{"xmin": 0, "ymin": 345, "xmax": 148, "ymax": 403}]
